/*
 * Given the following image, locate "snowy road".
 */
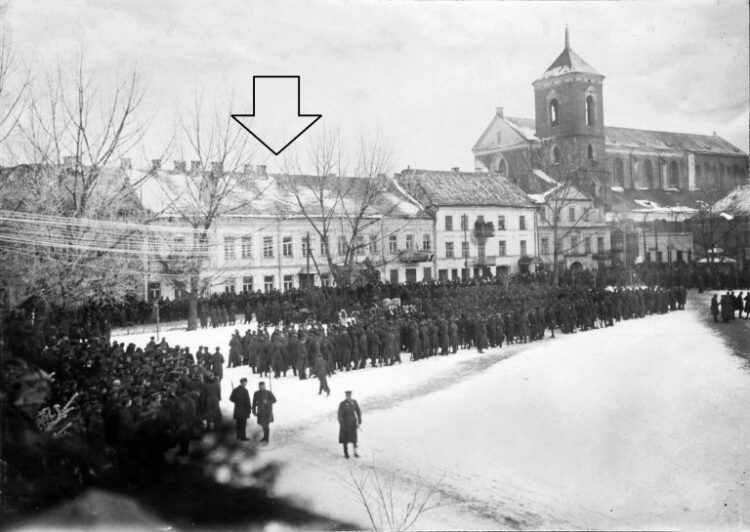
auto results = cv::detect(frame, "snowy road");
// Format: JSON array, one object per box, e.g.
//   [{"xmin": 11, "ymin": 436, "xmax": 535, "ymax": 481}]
[{"xmin": 115, "ymin": 294, "xmax": 750, "ymax": 530}]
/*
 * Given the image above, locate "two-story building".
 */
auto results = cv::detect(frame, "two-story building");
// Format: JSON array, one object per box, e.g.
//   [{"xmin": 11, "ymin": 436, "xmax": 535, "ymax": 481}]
[{"xmin": 394, "ymin": 168, "xmax": 538, "ymax": 279}]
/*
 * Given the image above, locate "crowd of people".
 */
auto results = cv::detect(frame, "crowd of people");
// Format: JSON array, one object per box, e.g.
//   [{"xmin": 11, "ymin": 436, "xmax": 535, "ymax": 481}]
[{"xmin": 710, "ymin": 291, "xmax": 750, "ymax": 322}]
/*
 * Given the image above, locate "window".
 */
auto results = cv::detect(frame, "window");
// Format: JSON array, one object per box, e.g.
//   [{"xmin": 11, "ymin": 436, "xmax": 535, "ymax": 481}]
[
  {"xmin": 540, "ymin": 238, "xmax": 549, "ymax": 255},
  {"xmin": 669, "ymin": 161, "xmax": 679, "ymax": 188},
  {"xmin": 173, "ymin": 236, "xmax": 185, "ymax": 251},
  {"xmin": 570, "ymin": 236, "xmax": 578, "ymax": 253},
  {"xmin": 597, "ymin": 236, "xmax": 605, "ymax": 252},
  {"xmin": 552, "ymin": 146, "xmax": 560, "ymax": 164},
  {"xmin": 320, "ymin": 236, "xmax": 329, "ymax": 257},
  {"xmin": 241, "ymin": 236, "xmax": 253, "ymax": 259},
  {"xmin": 445, "ymin": 242, "xmax": 454, "ymax": 258},
  {"xmin": 585, "ymin": 95, "xmax": 595, "ymax": 126},
  {"xmin": 283, "ymin": 275, "xmax": 293, "ymax": 291},
  {"xmin": 498, "ymin": 240, "xmax": 507, "ymax": 256},
  {"xmin": 337, "ymin": 236, "xmax": 347, "ymax": 256},
  {"xmin": 388, "ymin": 235, "xmax": 397, "ymax": 254},
  {"xmin": 224, "ymin": 236, "xmax": 236, "ymax": 260},
  {"xmin": 519, "ymin": 215, "xmax": 526, "ymax": 230},
  {"xmin": 422, "ymin": 234, "xmax": 431, "ymax": 252},
  {"xmin": 224, "ymin": 277, "xmax": 236, "ymax": 293},
  {"xmin": 614, "ymin": 158, "xmax": 624, "ymax": 187},
  {"xmin": 406, "ymin": 269, "xmax": 417, "ymax": 283},
  {"xmin": 644, "ymin": 160, "xmax": 654, "ymax": 188},
  {"xmin": 368, "ymin": 234, "xmax": 379, "ymax": 255},
  {"xmin": 445, "ymin": 215, "xmax": 453, "ymax": 231},
  {"xmin": 263, "ymin": 236, "xmax": 274, "ymax": 258},
  {"xmin": 695, "ymin": 164, "xmax": 702, "ymax": 187},
  {"xmin": 263, "ymin": 275, "xmax": 274, "ymax": 293},
  {"xmin": 568, "ymin": 207, "xmax": 575, "ymax": 222},
  {"xmin": 461, "ymin": 241, "xmax": 469, "ymax": 258},
  {"xmin": 148, "ymin": 282, "xmax": 161, "ymax": 302},
  {"xmin": 583, "ymin": 207, "xmax": 590, "ymax": 222},
  {"xmin": 282, "ymin": 236, "xmax": 293, "ymax": 257},
  {"xmin": 550, "ymin": 99, "xmax": 559, "ymax": 126},
  {"xmin": 423, "ymin": 267, "xmax": 432, "ymax": 281},
  {"xmin": 656, "ymin": 251, "xmax": 663, "ymax": 263},
  {"xmin": 520, "ymin": 240, "xmax": 527, "ymax": 256},
  {"xmin": 390, "ymin": 269, "xmax": 399, "ymax": 284},
  {"xmin": 584, "ymin": 237, "xmax": 591, "ymax": 253},
  {"xmin": 438, "ymin": 269, "xmax": 448, "ymax": 281},
  {"xmin": 460, "ymin": 214, "xmax": 468, "ymax": 231},
  {"xmin": 405, "ymin": 234, "xmax": 415, "ymax": 250},
  {"xmin": 497, "ymin": 215, "xmax": 505, "ymax": 230},
  {"xmin": 587, "ymin": 144, "xmax": 594, "ymax": 160},
  {"xmin": 320, "ymin": 273, "xmax": 330, "ymax": 287},
  {"xmin": 242, "ymin": 276, "xmax": 253, "ymax": 293},
  {"xmin": 539, "ymin": 206, "xmax": 547, "ymax": 223},
  {"xmin": 477, "ymin": 240, "xmax": 486, "ymax": 259},
  {"xmin": 355, "ymin": 235, "xmax": 365, "ymax": 256},
  {"xmin": 302, "ymin": 235, "xmax": 313, "ymax": 257}
]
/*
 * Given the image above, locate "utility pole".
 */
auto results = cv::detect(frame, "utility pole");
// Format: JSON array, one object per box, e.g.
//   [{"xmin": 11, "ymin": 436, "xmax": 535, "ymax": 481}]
[{"xmin": 462, "ymin": 213, "xmax": 469, "ymax": 281}]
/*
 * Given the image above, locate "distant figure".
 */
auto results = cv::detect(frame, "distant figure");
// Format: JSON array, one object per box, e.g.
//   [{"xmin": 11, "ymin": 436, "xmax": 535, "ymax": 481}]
[
  {"xmin": 338, "ymin": 390, "xmax": 362, "ymax": 459},
  {"xmin": 313, "ymin": 355, "xmax": 331, "ymax": 396},
  {"xmin": 252, "ymin": 381, "xmax": 276, "ymax": 444},
  {"xmin": 710, "ymin": 295, "xmax": 719, "ymax": 322},
  {"xmin": 229, "ymin": 378, "xmax": 252, "ymax": 441},
  {"xmin": 745, "ymin": 293, "xmax": 750, "ymax": 319}
]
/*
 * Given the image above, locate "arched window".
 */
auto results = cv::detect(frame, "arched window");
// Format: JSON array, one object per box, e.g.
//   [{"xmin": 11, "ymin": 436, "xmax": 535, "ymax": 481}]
[
  {"xmin": 552, "ymin": 146, "xmax": 561, "ymax": 164},
  {"xmin": 644, "ymin": 160, "xmax": 653, "ymax": 189},
  {"xmin": 614, "ymin": 158, "xmax": 624, "ymax": 187},
  {"xmin": 585, "ymin": 95, "xmax": 595, "ymax": 126},
  {"xmin": 550, "ymin": 99, "xmax": 559, "ymax": 126},
  {"xmin": 669, "ymin": 161, "xmax": 679, "ymax": 188},
  {"xmin": 587, "ymin": 144, "xmax": 594, "ymax": 160},
  {"xmin": 495, "ymin": 156, "xmax": 508, "ymax": 177}
]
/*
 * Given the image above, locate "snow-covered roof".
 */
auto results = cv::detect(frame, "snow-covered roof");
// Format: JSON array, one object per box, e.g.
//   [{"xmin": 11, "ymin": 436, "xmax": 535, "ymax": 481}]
[
  {"xmin": 394, "ymin": 168, "xmax": 535, "ymax": 209},
  {"xmin": 541, "ymin": 46, "xmax": 601, "ymax": 80},
  {"xmin": 505, "ymin": 117, "xmax": 539, "ymax": 141},
  {"xmin": 713, "ymin": 184, "xmax": 750, "ymax": 216}
]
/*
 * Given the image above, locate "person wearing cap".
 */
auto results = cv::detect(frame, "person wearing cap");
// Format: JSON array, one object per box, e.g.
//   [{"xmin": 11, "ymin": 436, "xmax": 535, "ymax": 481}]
[
  {"xmin": 252, "ymin": 381, "xmax": 276, "ymax": 444},
  {"xmin": 229, "ymin": 378, "xmax": 251, "ymax": 441},
  {"xmin": 338, "ymin": 390, "xmax": 361, "ymax": 459}
]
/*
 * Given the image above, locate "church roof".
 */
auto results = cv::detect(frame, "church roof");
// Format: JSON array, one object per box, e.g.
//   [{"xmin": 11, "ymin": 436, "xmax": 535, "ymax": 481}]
[
  {"xmin": 540, "ymin": 28, "xmax": 601, "ymax": 80},
  {"xmin": 394, "ymin": 168, "xmax": 534, "ymax": 209}
]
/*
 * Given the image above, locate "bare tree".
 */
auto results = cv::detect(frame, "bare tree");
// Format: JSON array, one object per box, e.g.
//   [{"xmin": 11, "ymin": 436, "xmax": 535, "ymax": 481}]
[
  {"xmin": 277, "ymin": 130, "xmax": 398, "ymax": 287},
  {"xmin": 146, "ymin": 93, "xmax": 257, "ymax": 330},
  {"xmin": 0, "ymin": 53, "xmax": 152, "ymax": 310}
]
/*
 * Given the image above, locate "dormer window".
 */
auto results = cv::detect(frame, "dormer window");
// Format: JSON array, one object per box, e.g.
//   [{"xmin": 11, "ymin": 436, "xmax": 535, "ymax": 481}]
[{"xmin": 550, "ymin": 99, "xmax": 559, "ymax": 126}]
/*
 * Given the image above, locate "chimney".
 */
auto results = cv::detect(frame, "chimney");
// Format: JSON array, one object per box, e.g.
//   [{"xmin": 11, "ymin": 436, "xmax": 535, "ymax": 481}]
[
  {"xmin": 243, "ymin": 164, "xmax": 253, "ymax": 176},
  {"xmin": 63, "ymin": 155, "xmax": 76, "ymax": 168},
  {"xmin": 451, "ymin": 166, "xmax": 460, "ymax": 173},
  {"xmin": 190, "ymin": 161, "xmax": 201, "ymax": 175},
  {"xmin": 173, "ymin": 160, "xmax": 186, "ymax": 173},
  {"xmin": 256, "ymin": 164, "xmax": 267, "ymax": 176},
  {"xmin": 120, "ymin": 158, "xmax": 132, "ymax": 171},
  {"xmin": 496, "ymin": 106, "xmax": 504, "ymax": 118},
  {"xmin": 151, "ymin": 159, "xmax": 162, "ymax": 170},
  {"xmin": 211, "ymin": 161, "xmax": 223, "ymax": 175}
]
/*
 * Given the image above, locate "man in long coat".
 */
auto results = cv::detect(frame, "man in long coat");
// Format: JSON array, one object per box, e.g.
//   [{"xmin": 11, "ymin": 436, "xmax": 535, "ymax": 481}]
[
  {"xmin": 229, "ymin": 378, "xmax": 251, "ymax": 441},
  {"xmin": 338, "ymin": 390, "xmax": 362, "ymax": 459},
  {"xmin": 252, "ymin": 381, "xmax": 276, "ymax": 444}
]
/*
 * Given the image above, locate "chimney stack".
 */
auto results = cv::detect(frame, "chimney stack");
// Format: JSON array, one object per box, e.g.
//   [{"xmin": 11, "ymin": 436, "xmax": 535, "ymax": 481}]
[
  {"xmin": 174, "ymin": 160, "xmax": 186, "ymax": 173},
  {"xmin": 190, "ymin": 161, "xmax": 201, "ymax": 175},
  {"xmin": 211, "ymin": 161, "xmax": 223, "ymax": 175},
  {"xmin": 151, "ymin": 159, "xmax": 162, "ymax": 170},
  {"xmin": 256, "ymin": 164, "xmax": 267, "ymax": 176},
  {"xmin": 496, "ymin": 106, "xmax": 504, "ymax": 118},
  {"xmin": 243, "ymin": 164, "xmax": 253, "ymax": 176},
  {"xmin": 63, "ymin": 155, "xmax": 76, "ymax": 168},
  {"xmin": 451, "ymin": 166, "xmax": 460, "ymax": 173},
  {"xmin": 120, "ymin": 158, "xmax": 132, "ymax": 171}
]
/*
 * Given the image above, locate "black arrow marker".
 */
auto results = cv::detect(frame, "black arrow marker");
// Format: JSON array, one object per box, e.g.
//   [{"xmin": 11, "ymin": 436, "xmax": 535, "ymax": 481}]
[{"xmin": 231, "ymin": 75, "xmax": 322, "ymax": 156}]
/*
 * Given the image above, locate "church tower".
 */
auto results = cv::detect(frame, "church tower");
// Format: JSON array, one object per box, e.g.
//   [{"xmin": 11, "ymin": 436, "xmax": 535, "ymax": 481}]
[{"xmin": 532, "ymin": 28, "xmax": 606, "ymax": 173}]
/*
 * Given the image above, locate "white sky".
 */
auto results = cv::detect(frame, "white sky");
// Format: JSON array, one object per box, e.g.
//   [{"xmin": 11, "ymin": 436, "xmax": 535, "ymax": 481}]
[{"xmin": 5, "ymin": 0, "xmax": 749, "ymax": 173}]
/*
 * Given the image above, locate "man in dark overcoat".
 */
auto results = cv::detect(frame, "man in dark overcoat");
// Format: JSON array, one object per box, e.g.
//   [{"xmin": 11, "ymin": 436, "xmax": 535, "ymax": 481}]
[
  {"xmin": 338, "ymin": 390, "xmax": 362, "ymax": 459},
  {"xmin": 252, "ymin": 381, "xmax": 276, "ymax": 444},
  {"xmin": 229, "ymin": 378, "xmax": 251, "ymax": 441}
]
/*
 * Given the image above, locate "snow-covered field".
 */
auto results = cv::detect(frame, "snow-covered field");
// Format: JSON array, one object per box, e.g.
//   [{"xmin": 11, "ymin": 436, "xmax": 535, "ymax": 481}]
[{"xmin": 114, "ymin": 295, "xmax": 750, "ymax": 530}]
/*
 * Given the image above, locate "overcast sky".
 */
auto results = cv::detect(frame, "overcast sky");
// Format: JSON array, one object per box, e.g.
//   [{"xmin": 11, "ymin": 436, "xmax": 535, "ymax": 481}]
[{"xmin": 5, "ymin": 0, "xmax": 749, "ymax": 173}]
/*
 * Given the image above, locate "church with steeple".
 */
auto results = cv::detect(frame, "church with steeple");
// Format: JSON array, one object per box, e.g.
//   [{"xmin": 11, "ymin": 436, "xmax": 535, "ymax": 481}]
[{"xmin": 472, "ymin": 28, "xmax": 748, "ymax": 265}]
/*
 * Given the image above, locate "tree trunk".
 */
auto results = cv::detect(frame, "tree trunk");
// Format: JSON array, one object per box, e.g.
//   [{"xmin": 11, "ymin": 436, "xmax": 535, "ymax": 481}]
[{"xmin": 187, "ymin": 276, "xmax": 199, "ymax": 331}]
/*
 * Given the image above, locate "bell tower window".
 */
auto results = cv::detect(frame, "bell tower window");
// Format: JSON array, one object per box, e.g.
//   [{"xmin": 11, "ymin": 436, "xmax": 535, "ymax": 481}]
[
  {"xmin": 549, "ymin": 99, "xmax": 559, "ymax": 126},
  {"xmin": 585, "ymin": 95, "xmax": 595, "ymax": 126}
]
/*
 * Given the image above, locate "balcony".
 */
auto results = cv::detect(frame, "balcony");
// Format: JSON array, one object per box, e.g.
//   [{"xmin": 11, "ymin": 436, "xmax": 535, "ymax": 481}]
[
  {"xmin": 398, "ymin": 249, "xmax": 433, "ymax": 263},
  {"xmin": 473, "ymin": 255, "xmax": 497, "ymax": 266},
  {"xmin": 473, "ymin": 221, "xmax": 495, "ymax": 239}
]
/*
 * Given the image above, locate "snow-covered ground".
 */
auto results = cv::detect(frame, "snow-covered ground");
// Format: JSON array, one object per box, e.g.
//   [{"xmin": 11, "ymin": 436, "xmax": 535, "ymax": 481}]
[{"xmin": 114, "ymin": 294, "xmax": 750, "ymax": 530}]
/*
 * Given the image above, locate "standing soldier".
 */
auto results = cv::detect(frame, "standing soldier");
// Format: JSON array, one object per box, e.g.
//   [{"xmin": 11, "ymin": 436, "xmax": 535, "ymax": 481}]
[
  {"xmin": 449, "ymin": 318, "xmax": 458, "ymax": 354},
  {"xmin": 313, "ymin": 355, "xmax": 331, "ymax": 396},
  {"xmin": 229, "ymin": 378, "xmax": 251, "ymax": 441},
  {"xmin": 338, "ymin": 390, "xmax": 362, "ymax": 459},
  {"xmin": 210, "ymin": 347, "xmax": 225, "ymax": 390},
  {"xmin": 252, "ymin": 381, "xmax": 276, "ymax": 445}
]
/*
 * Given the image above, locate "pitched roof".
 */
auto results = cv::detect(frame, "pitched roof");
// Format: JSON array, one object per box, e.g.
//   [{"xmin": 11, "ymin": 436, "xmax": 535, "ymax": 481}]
[
  {"xmin": 608, "ymin": 188, "xmax": 706, "ymax": 214},
  {"xmin": 713, "ymin": 184, "xmax": 750, "ymax": 216},
  {"xmin": 393, "ymin": 169, "xmax": 534, "ymax": 208},
  {"xmin": 541, "ymin": 47, "xmax": 601, "ymax": 79}
]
